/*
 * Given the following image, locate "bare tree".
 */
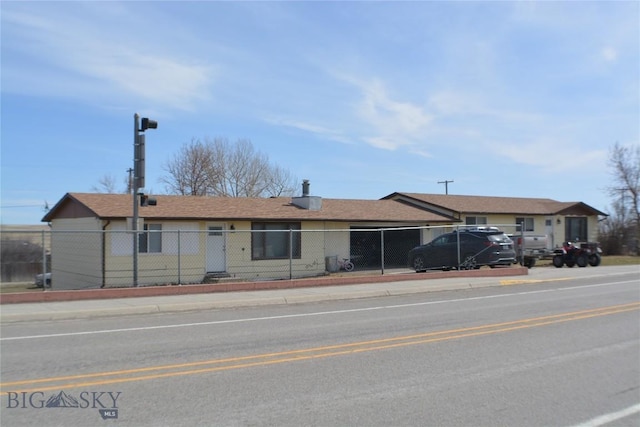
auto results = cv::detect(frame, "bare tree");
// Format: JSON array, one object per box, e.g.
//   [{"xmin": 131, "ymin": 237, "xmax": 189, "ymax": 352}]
[
  {"xmin": 91, "ymin": 174, "xmax": 119, "ymax": 193},
  {"xmin": 266, "ymin": 165, "xmax": 298, "ymax": 197},
  {"xmin": 599, "ymin": 197, "xmax": 631, "ymax": 255},
  {"xmin": 604, "ymin": 142, "xmax": 640, "ymax": 254},
  {"xmin": 216, "ymin": 139, "xmax": 270, "ymax": 197},
  {"xmin": 160, "ymin": 137, "xmax": 297, "ymax": 198},
  {"xmin": 160, "ymin": 138, "xmax": 218, "ymax": 196},
  {"xmin": 92, "ymin": 172, "xmax": 131, "ymax": 194}
]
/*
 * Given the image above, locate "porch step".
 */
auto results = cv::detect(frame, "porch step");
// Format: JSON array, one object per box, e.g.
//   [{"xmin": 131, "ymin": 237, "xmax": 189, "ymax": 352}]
[{"xmin": 203, "ymin": 272, "xmax": 231, "ymax": 284}]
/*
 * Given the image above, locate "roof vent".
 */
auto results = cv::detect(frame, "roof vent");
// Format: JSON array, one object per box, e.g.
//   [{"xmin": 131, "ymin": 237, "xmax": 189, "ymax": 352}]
[{"xmin": 292, "ymin": 179, "xmax": 322, "ymax": 210}]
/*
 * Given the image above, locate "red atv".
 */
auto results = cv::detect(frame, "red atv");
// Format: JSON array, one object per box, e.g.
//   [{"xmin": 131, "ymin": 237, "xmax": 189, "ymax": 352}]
[{"xmin": 552, "ymin": 242, "xmax": 602, "ymax": 268}]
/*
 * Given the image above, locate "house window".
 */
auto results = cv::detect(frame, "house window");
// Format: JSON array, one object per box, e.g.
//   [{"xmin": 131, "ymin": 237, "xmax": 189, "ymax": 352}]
[
  {"xmin": 515, "ymin": 217, "xmax": 535, "ymax": 232},
  {"xmin": 465, "ymin": 216, "xmax": 487, "ymax": 225},
  {"xmin": 139, "ymin": 224, "xmax": 162, "ymax": 253},
  {"xmin": 252, "ymin": 222, "xmax": 301, "ymax": 260},
  {"xmin": 208, "ymin": 227, "xmax": 222, "ymax": 236},
  {"xmin": 565, "ymin": 217, "xmax": 587, "ymax": 242}
]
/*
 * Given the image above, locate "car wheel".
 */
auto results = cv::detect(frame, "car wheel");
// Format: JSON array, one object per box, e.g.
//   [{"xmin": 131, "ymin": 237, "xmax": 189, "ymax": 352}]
[{"xmin": 412, "ymin": 255, "xmax": 426, "ymax": 272}]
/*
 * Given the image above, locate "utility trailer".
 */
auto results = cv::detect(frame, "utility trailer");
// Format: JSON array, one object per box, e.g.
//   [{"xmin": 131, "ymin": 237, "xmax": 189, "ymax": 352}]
[{"xmin": 508, "ymin": 234, "xmax": 552, "ymax": 268}]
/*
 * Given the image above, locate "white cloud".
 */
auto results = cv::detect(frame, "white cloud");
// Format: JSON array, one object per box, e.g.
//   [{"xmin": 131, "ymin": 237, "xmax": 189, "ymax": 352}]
[
  {"xmin": 79, "ymin": 49, "xmax": 213, "ymax": 111},
  {"xmin": 1, "ymin": 5, "xmax": 214, "ymax": 111},
  {"xmin": 264, "ymin": 117, "xmax": 355, "ymax": 145},
  {"xmin": 600, "ymin": 47, "xmax": 618, "ymax": 62},
  {"xmin": 349, "ymin": 78, "xmax": 434, "ymax": 150},
  {"xmin": 494, "ymin": 139, "xmax": 607, "ymax": 174},
  {"xmin": 407, "ymin": 148, "xmax": 433, "ymax": 159}
]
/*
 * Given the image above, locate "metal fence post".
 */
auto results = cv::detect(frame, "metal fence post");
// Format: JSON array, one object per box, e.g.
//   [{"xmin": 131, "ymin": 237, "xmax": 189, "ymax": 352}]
[
  {"xmin": 519, "ymin": 222, "xmax": 525, "ymax": 266},
  {"xmin": 289, "ymin": 228, "xmax": 293, "ymax": 280},
  {"xmin": 177, "ymin": 229, "xmax": 181, "ymax": 285},
  {"xmin": 456, "ymin": 225, "xmax": 461, "ymax": 269},
  {"xmin": 380, "ymin": 229, "xmax": 385, "ymax": 275},
  {"xmin": 42, "ymin": 229, "xmax": 47, "ymax": 291}
]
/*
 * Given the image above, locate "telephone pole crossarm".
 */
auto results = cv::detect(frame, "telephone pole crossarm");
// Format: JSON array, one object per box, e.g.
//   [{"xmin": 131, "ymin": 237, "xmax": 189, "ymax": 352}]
[{"xmin": 437, "ymin": 180, "xmax": 454, "ymax": 195}]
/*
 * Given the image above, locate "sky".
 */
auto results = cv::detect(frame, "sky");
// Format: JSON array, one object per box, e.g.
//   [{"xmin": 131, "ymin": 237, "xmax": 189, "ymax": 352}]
[{"xmin": 1, "ymin": 1, "xmax": 638, "ymax": 225}]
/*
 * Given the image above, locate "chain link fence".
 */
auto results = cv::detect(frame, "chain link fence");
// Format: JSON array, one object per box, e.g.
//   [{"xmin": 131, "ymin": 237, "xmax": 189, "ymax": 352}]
[
  {"xmin": 1, "ymin": 231, "xmax": 50, "ymax": 285},
  {"xmin": 1, "ymin": 224, "xmax": 528, "ymax": 290}
]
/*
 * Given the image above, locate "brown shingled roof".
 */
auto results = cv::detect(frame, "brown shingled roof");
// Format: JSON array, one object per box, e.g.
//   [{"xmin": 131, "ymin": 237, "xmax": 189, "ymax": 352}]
[
  {"xmin": 384, "ymin": 193, "xmax": 607, "ymax": 216},
  {"xmin": 42, "ymin": 193, "xmax": 453, "ymax": 223}
]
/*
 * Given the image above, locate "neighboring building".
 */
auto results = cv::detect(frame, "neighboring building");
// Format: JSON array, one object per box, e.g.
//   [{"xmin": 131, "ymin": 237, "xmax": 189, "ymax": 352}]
[{"xmin": 383, "ymin": 192, "xmax": 607, "ymax": 248}]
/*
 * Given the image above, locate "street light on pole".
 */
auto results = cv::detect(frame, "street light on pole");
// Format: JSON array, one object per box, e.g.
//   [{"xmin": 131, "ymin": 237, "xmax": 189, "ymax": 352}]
[{"xmin": 133, "ymin": 113, "xmax": 157, "ymax": 287}]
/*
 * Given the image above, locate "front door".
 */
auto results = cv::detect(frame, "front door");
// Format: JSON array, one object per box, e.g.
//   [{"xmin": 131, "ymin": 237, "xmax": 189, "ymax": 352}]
[
  {"xmin": 206, "ymin": 225, "xmax": 226, "ymax": 272},
  {"xmin": 546, "ymin": 217, "xmax": 554, "ymax": 248}
]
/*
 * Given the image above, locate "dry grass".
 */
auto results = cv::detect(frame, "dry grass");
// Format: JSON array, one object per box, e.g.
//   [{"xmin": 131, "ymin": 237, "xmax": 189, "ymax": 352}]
[{"xmin": 0, "ymin": 282, "xmax": 45, "ymax": 294}]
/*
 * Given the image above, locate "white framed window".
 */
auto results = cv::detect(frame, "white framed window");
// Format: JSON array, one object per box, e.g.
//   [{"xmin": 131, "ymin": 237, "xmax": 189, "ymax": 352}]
[
  {"xmin": 515, "ymin": 217, "xmax": 535, "ymax": 232},
  {"xmin": 139, "ymin": 224, "xmax": 162, "ymax": 253},
  {"xmin": 465, "ymin": 216, "xmax": 487, "ymax": 225}
]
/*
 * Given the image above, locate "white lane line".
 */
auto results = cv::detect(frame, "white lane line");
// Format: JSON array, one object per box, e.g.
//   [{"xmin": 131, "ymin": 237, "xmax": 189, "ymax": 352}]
[
  {"xmin": 570, "ymin": 403, "xmax": 640, "ymax": 427},
  {"xmin": 2, "ymin": 279, "xmax": 638, "ymax": 341}
]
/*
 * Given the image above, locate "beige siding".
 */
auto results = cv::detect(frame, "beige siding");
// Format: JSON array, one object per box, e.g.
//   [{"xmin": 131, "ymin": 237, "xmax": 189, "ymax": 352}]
[
  {"xmin": 105, "ymin": 221, "xmax": 206, "ymax": 286},
  {"xmin": 587, "ymin": 216, "xmax": 600, "ymax": 242},
  {"xmin": 223, "ymin": 220, "xmax": 334, "ymax": 281},
  {"xmin": 103, "ymin": 220, "xmax": 344, "ymax": 285},
  {"xmin": 50, "ymin": 217, "xmax": 102, "ymax": 289},
  {"xmin": 323, "ymin": 222, "xmax": 351, "ymax": 261}
]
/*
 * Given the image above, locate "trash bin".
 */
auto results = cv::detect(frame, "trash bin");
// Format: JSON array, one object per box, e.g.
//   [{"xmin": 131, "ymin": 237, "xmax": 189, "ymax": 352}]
[{"xmin": 325, "ymin": 256, "xmax": 338, "ymax": 273}]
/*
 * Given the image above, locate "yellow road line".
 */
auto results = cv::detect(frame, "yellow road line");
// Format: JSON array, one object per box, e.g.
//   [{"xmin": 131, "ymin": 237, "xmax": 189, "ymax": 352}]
[
  {"xmin": 2, "ymin": 302, "xmax": 638, "ymax": 394},
  {"xmin": 500, "ymin": 277, "xmax": 573, "ymax": 285}
]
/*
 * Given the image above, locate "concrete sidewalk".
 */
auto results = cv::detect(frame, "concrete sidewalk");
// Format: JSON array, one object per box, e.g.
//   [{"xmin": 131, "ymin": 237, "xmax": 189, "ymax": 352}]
[
  {"xmin": 0, "ymin": 274, "xmax": 515, "ymax": 323},
  {"xmin": 3, "ymin": 265, "xmax": 632, "ymax": 323}
]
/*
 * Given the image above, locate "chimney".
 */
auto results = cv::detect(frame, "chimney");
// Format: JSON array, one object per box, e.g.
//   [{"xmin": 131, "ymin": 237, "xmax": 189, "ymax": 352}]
[{"xmin": 291, "ymin": 179, "xmax": 322, "ymax": 210}]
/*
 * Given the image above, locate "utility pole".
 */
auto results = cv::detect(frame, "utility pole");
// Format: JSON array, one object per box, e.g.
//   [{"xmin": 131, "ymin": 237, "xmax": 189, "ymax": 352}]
[
  {"xmin": 132, "ymin": 113, "xmax": 158, "ymax": 287},
  {"xmin": 438, "ymin": 180, "xmax": 454, "ymax": 195}
]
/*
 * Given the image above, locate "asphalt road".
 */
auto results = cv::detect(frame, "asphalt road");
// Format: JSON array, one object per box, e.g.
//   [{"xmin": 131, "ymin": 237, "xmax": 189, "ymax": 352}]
[{"xmin": 1, "ymin": 268, "xmax": 639, "ymax": 426}]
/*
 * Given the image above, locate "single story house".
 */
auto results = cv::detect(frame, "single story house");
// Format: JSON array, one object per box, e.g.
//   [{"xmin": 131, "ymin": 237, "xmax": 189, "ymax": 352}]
[
  {"xmin": 41, "ymin": 191, "xmax": 452, "ymax": 289},
  {"xmin": 42, "ymin": 187, "xmax": 607, "ymax": 289},
  {"xmin": 383, "ymin": 192, "xmax": 607, "ymax": 248}
]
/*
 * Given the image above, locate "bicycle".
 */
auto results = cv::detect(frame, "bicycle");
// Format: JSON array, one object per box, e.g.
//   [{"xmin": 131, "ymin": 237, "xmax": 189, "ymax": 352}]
[{"xmin": 338, "ymin": 258, "xmax": 355, "ymax": 272}]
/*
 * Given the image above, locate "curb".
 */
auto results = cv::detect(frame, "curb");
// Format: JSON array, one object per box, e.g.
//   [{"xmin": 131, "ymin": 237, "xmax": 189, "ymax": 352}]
[
  {"xmin": 0, "ymin": 267, "xmax": 528, "ymax": 305},
  {"xmin": 0, "ymin": 278, "xmax": 521, "ymax": 324}
]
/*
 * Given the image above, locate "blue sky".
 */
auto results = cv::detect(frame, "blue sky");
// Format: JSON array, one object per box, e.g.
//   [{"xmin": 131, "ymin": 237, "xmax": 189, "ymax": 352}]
[{"xmin": 1, "ymin": 1, "xmax": 638, "ymax": 225}]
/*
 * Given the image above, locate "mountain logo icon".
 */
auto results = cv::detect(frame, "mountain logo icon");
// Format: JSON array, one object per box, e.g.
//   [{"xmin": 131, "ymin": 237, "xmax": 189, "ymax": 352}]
[{"xmin": 45, "ymin": 391, "xmax": 80, "ymax": 408}]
